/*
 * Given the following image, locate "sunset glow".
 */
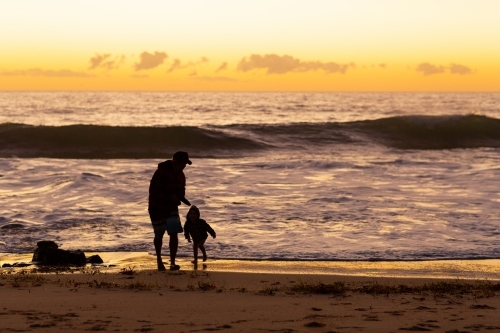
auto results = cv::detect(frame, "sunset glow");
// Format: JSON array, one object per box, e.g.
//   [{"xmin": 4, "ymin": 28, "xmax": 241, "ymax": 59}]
[{"xmin": 1, "ymin": 0, "xmax": 499, "ymax": 91}]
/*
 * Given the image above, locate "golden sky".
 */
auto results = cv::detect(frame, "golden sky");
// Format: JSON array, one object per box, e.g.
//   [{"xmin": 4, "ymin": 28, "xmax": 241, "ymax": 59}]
[{"xmin": 1, "ymin": 0, "xmax": 499, "ymax": 91}]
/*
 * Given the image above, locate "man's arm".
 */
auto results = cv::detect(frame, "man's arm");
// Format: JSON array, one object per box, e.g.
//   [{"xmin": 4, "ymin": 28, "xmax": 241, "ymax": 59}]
[{"xmin": 179, "ymin": 196, "xmax": 191, "ymax": 206}]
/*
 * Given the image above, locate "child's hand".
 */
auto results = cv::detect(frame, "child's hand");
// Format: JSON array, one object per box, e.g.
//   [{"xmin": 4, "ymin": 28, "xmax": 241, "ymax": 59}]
[
  {"xmin": 186, "ymin": 238, "xmax": 192, "ymax": 243},
  {"xmin": 213, "ymin": 234, "xmax": 216, "ymax": 239}
]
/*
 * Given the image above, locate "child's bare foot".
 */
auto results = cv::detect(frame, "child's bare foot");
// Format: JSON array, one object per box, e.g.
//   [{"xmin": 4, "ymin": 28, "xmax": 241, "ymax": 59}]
[
  {"xmin": 157, "ymin": 262, "xmax": 166, "ymax": 271},
  {"xmin": 202, "ymin": 254, "xmax": 207, "ymax": 262},
  {"xmin": 191, "ymin": 260, "xmax": 198, "ymax": 264}
]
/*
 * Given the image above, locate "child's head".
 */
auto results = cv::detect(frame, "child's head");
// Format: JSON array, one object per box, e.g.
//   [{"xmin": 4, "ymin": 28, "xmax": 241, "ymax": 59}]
[{"xmin": 186, "ymin": 205, "xmax": 200, "ymax": 222}]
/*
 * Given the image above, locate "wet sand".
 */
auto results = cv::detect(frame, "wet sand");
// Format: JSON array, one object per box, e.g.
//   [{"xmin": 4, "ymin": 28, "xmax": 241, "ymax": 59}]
[
  {"xmin": 1, "ymin": 252, "xmax": 500, "ymax": 332},
  {"xmin": 3, "ymin": 252, "xmax": 500, "ymax": 279}
]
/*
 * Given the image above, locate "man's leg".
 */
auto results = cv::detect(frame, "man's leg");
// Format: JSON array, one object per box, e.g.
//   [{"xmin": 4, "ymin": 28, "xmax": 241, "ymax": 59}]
[
  {"xmin": 154, "ymin": 237, "xmax": 166, "ymax": 271},
  {"xmin": 169, "ymin": 234, "xmax": 179, "ymax": 270}
]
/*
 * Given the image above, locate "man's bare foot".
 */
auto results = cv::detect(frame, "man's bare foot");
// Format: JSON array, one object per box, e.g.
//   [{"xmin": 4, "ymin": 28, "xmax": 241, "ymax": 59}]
[
  {"xmin": 157, "ymin": 262, "xmax": 166, "ymax": 271},
  {"xmin": 202, "ymin": 254, "xmax": 207, "ymax": 262},
  {"xmin": 169, "ymin": 264, "xmax": 180, "ymax": 271},
  {"xmin": 191, "ymin": 260, "xmax": 198, "ymax": 264}
]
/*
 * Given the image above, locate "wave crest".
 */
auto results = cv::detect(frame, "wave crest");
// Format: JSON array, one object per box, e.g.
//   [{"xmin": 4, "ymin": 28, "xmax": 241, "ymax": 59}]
[
  {"xmin": 1, "ymin": 115, "xmax": 499, "ymax": 158},
  {"xmin": 355, "ymin": 114, "xmax": 500, "ymax": 149},
  {"xmin": 0, "ymin": 123, "xmax": 267, "ymax": 158}
]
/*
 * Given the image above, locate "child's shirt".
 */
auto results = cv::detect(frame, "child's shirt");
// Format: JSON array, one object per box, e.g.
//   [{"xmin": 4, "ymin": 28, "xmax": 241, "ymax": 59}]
[{"xmin": 184, "ymin": 219, "xmax": 216, "ymax": 242}]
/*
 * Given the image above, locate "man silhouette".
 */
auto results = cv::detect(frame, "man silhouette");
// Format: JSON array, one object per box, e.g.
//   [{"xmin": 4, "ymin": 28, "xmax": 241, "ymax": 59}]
[{"xmin": 148, "ymin": 151, "xmax": 192, "ymax": 271}]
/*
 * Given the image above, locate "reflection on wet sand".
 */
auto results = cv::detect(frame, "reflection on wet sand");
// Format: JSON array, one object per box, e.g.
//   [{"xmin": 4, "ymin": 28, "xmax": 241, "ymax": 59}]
[{"xmin": 2, "ymin": 252, "xmax": 500, "ymax": 280}]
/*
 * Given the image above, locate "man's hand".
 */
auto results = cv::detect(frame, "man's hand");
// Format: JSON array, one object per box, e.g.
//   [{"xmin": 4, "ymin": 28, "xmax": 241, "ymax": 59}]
[
  {"xmin": 186, "ymin": 238, "xmax": 192, "ymax": 243},
  {"xmin": 213, "ymin": 234, "xmax": 216, "ymax": 239}
]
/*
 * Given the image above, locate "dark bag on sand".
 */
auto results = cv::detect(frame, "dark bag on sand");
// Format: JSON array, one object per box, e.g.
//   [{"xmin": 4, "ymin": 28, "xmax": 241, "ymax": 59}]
[{"xmin": 32, "ymin": 241, "xmax": 86, "ymax": 266}]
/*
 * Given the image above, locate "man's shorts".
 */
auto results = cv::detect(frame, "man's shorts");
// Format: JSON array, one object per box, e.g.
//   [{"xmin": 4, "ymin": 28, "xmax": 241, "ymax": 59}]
[{"xmin": 151, "ymin": 213, "xmax": 183, "ymax": 238}]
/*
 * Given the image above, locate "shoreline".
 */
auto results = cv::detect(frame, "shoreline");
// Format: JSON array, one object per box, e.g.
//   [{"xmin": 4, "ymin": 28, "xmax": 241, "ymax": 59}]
[
  {"xmin": 2, "ymin": 264, "xmax": 500, "ymax": 332},
  {"xmin": 2, "ymin": 252, "xmax": 500, "ymax": 280},
  {"xmin": 2, "ymin": 252, "xmax": 500, "ymax": 332}
]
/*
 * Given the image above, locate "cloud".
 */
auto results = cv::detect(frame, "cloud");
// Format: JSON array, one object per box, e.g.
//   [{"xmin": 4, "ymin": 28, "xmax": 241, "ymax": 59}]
[
  {"xmin": 215, "ymin": 62, "xmax": 228, "ymax": 73},
  {"xmin": 416, "ymin": 62, "xmax": 473, "ymax": 76},
  {"xmin": 89, "ymin": 53, "xmax": 126, "ymax": 70},
  {"xmin": 237, "ymin": 54, "xmax": 355, "ymax": 74},
  {"xmin": 167, "ymin": 57, "xmax": 210, "ymax": 73},
  {"xmin": 167, "ymin": 59, "xmax": 183, "ymax": 73},
  {"xmin": 379, "ymin": 63, "xmax": 387, "ymax": 68},
  {"xmin": 134, "ymin": 51, "xmax": 168, "ymax": 71},
  {"xmin": 0, "ymin": 68, "xmax": 92, "ymax": 77},
  {"xmin": 89, "ymin": 53, "xmax": 111, "ymax": 69},
  {"xmin": 238, "ymin": 54, "xmax": 299, "ymax": 74},
  {"xmin": 194, "ymin": 76, "xmax": 237, "ymax": 82},
  {"xmin": 416, "ymin": 63, "xmax": 446, "ymax": 75},
  {"xmin": 449, "ymin": 63, "xmax": 472, "ymax": 75}
]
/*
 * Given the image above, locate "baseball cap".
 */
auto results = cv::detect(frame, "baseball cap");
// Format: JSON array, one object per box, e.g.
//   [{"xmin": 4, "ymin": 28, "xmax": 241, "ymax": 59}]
[{"xmin": 173, "ymin": 151, "xmax": 192, "ymax": 165}]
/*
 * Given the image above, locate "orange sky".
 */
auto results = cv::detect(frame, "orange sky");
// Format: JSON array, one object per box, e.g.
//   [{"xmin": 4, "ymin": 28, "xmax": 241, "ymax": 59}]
[{"xmin": 1, "ymin": 1, "xmax": 499, "ymax": 91}]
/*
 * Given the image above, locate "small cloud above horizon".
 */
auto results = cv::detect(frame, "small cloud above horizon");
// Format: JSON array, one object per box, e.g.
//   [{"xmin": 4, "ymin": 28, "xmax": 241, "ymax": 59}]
[
  {"xmin": 237, "ymin": 54, "xmax": 355, "ymax": 74},
  {"xmin": 416, "ymin": 63, "xmax": 446, "ymax": 75},
  {"xmin": 167, "ymin": 57, "xmax": 210, "ymax": 73},
  {"xmin": 89, "ymin": 53, "xmax": 125, "ymax": 70},
  {"xmin": 134, "ymin": 51, "xmax": 168, "ymax": 71},
  {"xmin": 449, "ymin": 63, "xmax": 472, "ymax": 75},
  {"xmin": 167, "ymin": 59, "xmax": 182, "ymax": 73},
  {"xmin": 215, "ymin": 62, "xmax": 228, "ymax": 72},
  {"xmin": 416, "ymin": 62, "xmax": 472, "ymax": 76},
  {"xmin": 0, "ymin": 68, "xmax": 92, "ymax": 77}
]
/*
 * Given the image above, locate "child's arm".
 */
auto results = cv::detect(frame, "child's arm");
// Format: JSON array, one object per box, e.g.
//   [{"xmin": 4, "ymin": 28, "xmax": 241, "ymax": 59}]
[
  {"xmin": 183, "ymin": 222, "xmax": 192, "ymax": 242},
  {"xmin": 205, "ymin": 222, "xmax": 216, "ymax": 239}
]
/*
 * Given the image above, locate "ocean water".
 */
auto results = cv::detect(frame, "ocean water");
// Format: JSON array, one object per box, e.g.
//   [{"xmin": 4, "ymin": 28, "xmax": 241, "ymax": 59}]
[{"xmin": 0, "ymin": 92, "xmax": 499, "ymax": 260}]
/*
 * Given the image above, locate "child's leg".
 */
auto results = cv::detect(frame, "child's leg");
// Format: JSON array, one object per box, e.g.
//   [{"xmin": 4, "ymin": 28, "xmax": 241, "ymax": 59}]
[
  {"xmin": 192, "ymin": 241, "xmax": 199, "ymax": 263},
  {"xmin": 198, "ymin": 239, "xmax": 207, "ymax": 262}
]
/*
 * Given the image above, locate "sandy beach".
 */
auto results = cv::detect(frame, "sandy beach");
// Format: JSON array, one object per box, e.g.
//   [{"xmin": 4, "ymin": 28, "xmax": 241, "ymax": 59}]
[{"xmin": 2, "ymin": 253, "xmax": 500, "ymax": 332}]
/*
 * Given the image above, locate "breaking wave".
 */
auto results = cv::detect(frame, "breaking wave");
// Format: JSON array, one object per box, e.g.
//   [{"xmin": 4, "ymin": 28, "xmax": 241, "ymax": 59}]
[
  {"xmin": 354, "ymin": 114, "xmax": 500, "ymax": 149},
  {"xmin": 1, "ymin": 114, "xmax": 499, "ymax": 158},
  {"xmin": 0, "ymin": 123, "xmax": 268, "ymax": 158}
]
